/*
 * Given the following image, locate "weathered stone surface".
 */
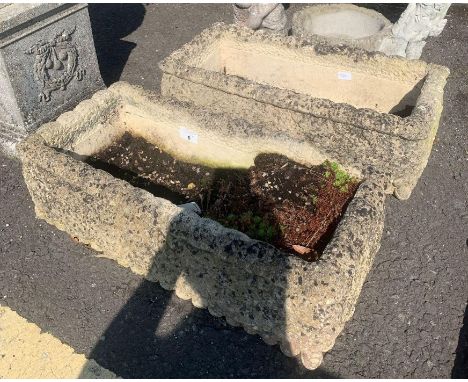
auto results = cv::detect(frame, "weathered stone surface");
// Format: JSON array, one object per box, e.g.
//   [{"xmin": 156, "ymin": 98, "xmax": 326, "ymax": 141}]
[
  {"xmin": 0, "ymin": 3, "xmax": 104, "ymax": 153},
  {"xmin": 159, "ymin": 23, "xmax": 449, "ymax": 200},
  {"xmin": 292, "ymin": 4, "xmax": 393, "ymax": 52},
  {"xmin": 17, "ymin": 82, "xmax": 386, "ymax": 370}
]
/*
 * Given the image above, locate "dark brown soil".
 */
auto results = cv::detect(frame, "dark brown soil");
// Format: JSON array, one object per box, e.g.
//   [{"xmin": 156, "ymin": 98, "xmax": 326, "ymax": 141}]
[{"xmin": 85, "ymin": 132, "xmax": 359, "ymax": 261}]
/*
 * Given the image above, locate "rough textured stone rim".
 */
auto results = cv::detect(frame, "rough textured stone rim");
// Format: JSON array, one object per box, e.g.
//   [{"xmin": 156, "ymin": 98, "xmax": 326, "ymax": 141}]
[
  {"xmin": 291, "ymin": 4, "xmax": 392, "ymax": 43},
  {"xmin": 159, "ymin": 22, "xmax": 449, "ymax": 141},
  {"xmin": 17, "ymin": 82, "xmax": 387, "ymax": 370}
]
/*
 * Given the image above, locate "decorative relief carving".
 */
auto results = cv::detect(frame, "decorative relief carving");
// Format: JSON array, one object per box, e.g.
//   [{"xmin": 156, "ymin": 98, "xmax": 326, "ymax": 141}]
[{"xmin": 25, "ymin": 27, "xmax": 85, "ymax": 102}]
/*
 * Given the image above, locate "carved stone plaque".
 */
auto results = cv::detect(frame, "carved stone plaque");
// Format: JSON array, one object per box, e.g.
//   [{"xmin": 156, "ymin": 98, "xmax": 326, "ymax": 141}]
[
  {"xmin": 25, "ymin": 27, "xmax": 86, "ymax": 102},
  {"xmin": 0, "ymin": 4, "xmax": 105, "ymax": 155}
]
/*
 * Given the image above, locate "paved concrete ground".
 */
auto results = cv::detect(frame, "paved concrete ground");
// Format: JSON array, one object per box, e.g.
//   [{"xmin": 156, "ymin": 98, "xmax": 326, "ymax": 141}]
[
  {"xmin": 0, "ymin": 306, "xmax": 115, "ymax": 378},
  {"xmin": 0, "ymin": 4, "xmax": 467, "ymax": 378}
]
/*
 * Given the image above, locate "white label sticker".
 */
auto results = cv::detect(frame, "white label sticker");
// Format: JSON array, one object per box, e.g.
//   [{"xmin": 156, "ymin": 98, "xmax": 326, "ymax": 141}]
[
  {"xmin": 179, "ymin": 127, "xmax": 198, "ymax": 144},
  {"xmin": 337, "ymin": 71, "xmax": 352, "ymax": 80}
]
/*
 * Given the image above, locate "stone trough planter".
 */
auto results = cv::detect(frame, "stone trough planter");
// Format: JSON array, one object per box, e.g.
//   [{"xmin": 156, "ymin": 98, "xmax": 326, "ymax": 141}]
[
  {"xmin": 18, "ymin": 82, "xmax": 386, "ymax": 370},
  {"xmin": 159, "ymin": 23, "xmax": 449, "ymax": 200}
]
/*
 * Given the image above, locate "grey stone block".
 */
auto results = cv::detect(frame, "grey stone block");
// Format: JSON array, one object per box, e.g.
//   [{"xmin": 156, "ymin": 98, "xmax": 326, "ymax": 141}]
[{"xmin": 0, "ymin": 3, "xmax": 104, "ymax": 153}]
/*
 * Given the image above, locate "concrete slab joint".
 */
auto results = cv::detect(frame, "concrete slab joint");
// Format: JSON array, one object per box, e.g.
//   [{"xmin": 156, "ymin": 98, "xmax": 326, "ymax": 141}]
[{"xmin": 17, "ymin": 82, "xmax": 387, "ymax": 370}]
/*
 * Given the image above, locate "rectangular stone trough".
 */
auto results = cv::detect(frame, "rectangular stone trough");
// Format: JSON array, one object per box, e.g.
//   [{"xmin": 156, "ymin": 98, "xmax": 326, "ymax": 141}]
[
  {"xmin": 159, "ymin": 23, "xmax": 450, "ymax": 200},
  {"xmin": 18, "ymin": 82, "xmax": 386, "ymax": 370}
]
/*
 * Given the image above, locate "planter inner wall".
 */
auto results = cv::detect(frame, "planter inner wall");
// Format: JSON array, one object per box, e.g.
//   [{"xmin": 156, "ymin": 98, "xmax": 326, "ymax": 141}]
[
  {"xmin": 71, "ymin": 97, "xmax": 345, "ymax": 174},
  {"xmin": 192, "ymin": 38, "xmax": 425, "ymax": 114}
]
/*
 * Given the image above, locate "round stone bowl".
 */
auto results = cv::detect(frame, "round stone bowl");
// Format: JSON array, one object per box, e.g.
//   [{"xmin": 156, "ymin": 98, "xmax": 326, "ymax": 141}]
[{"xmin": 292, "ymin": 4, "xmax": 392, "ymax": 52}]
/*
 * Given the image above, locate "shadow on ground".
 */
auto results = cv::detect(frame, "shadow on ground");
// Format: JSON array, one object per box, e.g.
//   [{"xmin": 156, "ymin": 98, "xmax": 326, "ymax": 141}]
[
  {"xmin": 88, "ymin": 4, "xmax": 146, "ymax": 85},
  {"xmin": 452, "ymin": 301, "xmax": 468, "ymax": 378},
  {"xmin": 356, "ymin": 3, "xmax": 407, "ymax": 23},
  {"xmin": 76, "ymin": 157, "xmax": 341, "ymax": 378},
  {"xmin": 79, "ymin": 277, "xmax": 339, "ymax": 378},
  {"xmin": 0, "ymin": 154, "xmax": 339, "ymax": 378}
]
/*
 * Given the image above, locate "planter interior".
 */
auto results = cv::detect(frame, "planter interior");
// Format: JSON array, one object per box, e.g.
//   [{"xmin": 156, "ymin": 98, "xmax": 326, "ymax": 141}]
[
  {"xmin": 58, "ymin": 86, "xmax": 361, "ymax": 260},
  {"xmin": 194, "ymin": 36, "xmax": 422, "ymax": 115},
  {"xmin": 84, "ymin": 131, "xmax": 361, "ymax": 261},
  {"xmin": 18, "ymin": 83, "xmax": 386, "ymax": 370}
]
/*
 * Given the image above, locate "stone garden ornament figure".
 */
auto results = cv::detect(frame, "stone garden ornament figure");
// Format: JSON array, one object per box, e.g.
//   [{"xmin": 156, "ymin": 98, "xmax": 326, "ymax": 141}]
[
  {"xmin": 379, "ymin": 3, "xmax": 451, "ymax": 59},
  {"xmin": 233, "ymin": 3, "xmax": 287, "ymax": 35},
  {"xmin": 290, "ymin": 3, "xmax": 450, "ymax": 60}
]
